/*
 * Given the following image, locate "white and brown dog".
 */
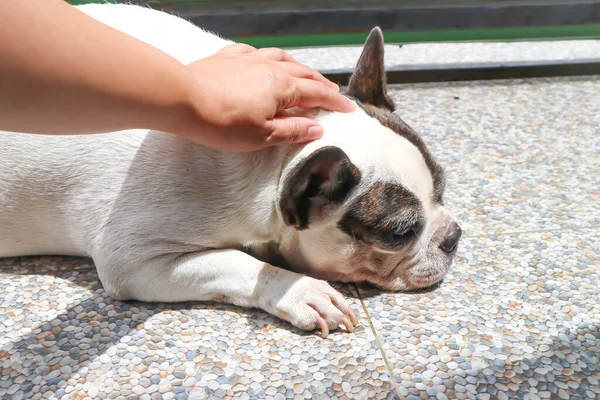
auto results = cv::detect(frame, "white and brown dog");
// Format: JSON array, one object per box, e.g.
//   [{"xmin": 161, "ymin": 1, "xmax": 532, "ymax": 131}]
[{"xmin": 0, "ymin": 4, "xmax": 461, "ymax": 337}]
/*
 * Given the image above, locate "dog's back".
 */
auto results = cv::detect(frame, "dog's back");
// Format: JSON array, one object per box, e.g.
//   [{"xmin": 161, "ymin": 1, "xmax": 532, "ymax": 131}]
[
  {"xmin": 0, "ymin": 4, "xmax": 251, "ymax": 258},
  {"xmin": 0, "ymin": 131, "xmax": 142, "ymax": 256},
  {"xmin": 79, "ymin": 3, "xmax": 233, "ymax": 64}
]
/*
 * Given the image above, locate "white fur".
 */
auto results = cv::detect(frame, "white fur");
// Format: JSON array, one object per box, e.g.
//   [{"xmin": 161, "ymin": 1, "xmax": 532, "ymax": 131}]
[{"xmin": 0, "ymin": 4, "xmax": 451, "ymax": 335}]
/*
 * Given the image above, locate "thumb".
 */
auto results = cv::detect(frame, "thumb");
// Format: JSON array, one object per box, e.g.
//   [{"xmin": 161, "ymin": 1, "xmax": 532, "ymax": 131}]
[{"xmin": 265, "ymin": 117, "xmax": 324, "ymax": 146}]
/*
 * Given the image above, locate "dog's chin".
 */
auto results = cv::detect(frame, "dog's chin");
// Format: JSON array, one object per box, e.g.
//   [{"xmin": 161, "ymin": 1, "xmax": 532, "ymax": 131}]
[
  {"xmin": 401, "ymin": 279, "xmax": 445, "ymax": 294},
  {"xmin": 409, "ymin": 269, "xmax": 448, "ymax": 289},
  {"xmin": 308, "ymin": 264, "xmax": 450, "ymax": 293},
  {"xmin": 404, "ymin": 253, "xmax": 457, "ymax": 290}
]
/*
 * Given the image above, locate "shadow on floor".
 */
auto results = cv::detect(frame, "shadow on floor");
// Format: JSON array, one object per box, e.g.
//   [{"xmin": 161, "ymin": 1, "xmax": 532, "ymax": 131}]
[
  {"xmin": 393, "ymin": 325, "xmax": 600, "ymax": 399},
  {"xmin": 0, "ymin": 257, "xmax": 362, "ymax": 397}
]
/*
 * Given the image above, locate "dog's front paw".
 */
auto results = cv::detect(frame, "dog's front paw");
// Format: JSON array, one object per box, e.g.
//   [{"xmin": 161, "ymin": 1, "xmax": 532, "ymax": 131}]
[{"xmin": 273, "ymin": 277, "xmax": 358, "ymax": 338}]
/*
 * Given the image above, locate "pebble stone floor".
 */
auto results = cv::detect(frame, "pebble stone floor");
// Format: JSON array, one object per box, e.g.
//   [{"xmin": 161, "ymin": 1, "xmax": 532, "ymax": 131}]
[
  {"xmin": 287, "ymin": 40, "xmax": 600, "ymax": 71},
  {"xmin": 1, "ymin": 49, "xmax": 599, "ymax": 399}
]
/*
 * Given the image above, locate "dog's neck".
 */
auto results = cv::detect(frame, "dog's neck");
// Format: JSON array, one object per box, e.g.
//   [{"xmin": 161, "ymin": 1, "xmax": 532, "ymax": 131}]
[
  {"xmin": 186, "ymin": 142, "xmax": 301, "ymax": 248},
  {"xmin": 181, "ymin": 108, "xmax": 337, "ymax": 253}
]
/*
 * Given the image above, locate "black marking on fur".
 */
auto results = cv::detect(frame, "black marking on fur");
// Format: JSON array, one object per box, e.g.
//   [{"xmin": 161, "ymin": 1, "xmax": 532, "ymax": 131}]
[
  {"xmin": 281, "ymin": 146, "xmax": 361, "ymax": 230},
  {"xmin": 338, "ymin": 181, "xmax": 424, "ymax": 249}
]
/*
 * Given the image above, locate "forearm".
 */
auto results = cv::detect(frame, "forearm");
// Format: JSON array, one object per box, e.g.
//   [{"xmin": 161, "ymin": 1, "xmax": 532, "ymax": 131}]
[{"xmin": 0, "ymin": 0, "xmax": 197, "ymax": 135}]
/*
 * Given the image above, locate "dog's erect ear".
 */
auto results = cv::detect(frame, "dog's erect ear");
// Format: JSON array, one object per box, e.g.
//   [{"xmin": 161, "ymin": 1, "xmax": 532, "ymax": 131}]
[
  {"xmin": 281, "ymin": 146, "xmax": 361, "ymax": 230},
  {"xmin": 346, "ymin": 27, "xmax": 394, "ymax": 112}
]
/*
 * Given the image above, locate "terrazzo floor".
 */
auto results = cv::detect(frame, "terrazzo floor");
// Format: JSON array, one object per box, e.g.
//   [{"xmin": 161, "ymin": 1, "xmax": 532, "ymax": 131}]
[
  {"xmin": 287, "ymin": 40, "xmax": 600, "ymax": 72},
  {"xmin": 1, "ymin": 61, "xmax": 599, "ymax": 399}
]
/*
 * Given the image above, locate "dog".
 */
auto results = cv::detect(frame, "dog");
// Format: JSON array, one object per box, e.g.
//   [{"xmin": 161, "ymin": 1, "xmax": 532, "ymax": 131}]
[{"xmin": 0, "ymin": 4, "xmax": 461, "ymax": 337}]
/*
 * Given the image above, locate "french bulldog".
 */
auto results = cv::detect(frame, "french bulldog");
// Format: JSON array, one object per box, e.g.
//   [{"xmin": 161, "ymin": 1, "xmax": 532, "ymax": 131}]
[{"xmin": 0, "ymin": 4, "xmax": 461, "ymax": 337}]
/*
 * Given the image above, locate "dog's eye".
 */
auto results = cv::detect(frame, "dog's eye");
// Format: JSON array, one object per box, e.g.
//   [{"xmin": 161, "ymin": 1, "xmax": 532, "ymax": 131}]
[{"xmin": 390, "ymin": 229, "xmax": 416, "ymax": 244}]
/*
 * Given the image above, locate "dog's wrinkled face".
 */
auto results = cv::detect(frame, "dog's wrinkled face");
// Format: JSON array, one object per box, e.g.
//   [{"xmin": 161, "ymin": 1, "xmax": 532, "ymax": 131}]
[{"xmin": 276, "ymin": 27, "xmax": 461, "ymax": 292}]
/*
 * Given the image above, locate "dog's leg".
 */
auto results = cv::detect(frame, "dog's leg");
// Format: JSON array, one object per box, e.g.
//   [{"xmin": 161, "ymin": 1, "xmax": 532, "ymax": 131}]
[{"xmin": 109, "ymin": 249, "xmax": 357, "ymax": 337}]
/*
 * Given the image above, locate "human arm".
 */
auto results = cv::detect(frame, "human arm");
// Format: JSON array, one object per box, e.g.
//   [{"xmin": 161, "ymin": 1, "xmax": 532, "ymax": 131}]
[{"xmin": 0, "ymin": 0, "xmax": 354, "ymax": 151}]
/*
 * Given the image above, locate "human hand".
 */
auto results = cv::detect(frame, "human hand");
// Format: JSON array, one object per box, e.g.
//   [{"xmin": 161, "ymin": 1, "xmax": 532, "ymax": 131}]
[{"xmin": 180, "ymin": 44, "xmax": 355, "ymax": 152}]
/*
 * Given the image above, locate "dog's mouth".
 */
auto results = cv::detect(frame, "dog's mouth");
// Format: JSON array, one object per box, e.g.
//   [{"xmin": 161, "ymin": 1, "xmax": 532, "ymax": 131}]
[
  {"xmin": 356, "ymin": 280, "xmax": 387, "ymax": 291},
  {"xmin": 357, "ymin": 278, "xmax": 444, "ymax": 294}
]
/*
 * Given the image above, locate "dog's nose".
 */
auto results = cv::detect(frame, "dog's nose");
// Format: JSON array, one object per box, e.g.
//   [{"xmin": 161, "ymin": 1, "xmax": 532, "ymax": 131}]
[{"xmin": 440, "ymin": 222, "xmax": 462, "ymax": 254}]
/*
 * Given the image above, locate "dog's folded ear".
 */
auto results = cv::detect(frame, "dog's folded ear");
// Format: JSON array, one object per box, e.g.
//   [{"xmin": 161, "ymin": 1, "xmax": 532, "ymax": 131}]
[
  {"xmin": 346, "ymin": 27, "xmax": 395, "ymax": 112},
  {"xmin": 280, "ymin": 146, "xmax": 361, "ymax": 230}
]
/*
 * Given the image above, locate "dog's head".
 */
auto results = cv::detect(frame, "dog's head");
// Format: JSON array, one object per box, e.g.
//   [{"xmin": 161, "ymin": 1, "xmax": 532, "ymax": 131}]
[{"xmin": 276, "ymin": 27, "xmax": 461, "ymax": 292}]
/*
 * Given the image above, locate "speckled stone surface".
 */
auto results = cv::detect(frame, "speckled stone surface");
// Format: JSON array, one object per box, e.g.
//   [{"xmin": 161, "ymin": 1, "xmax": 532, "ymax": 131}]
[
  {"xmin": 288, "ymin": 40, "xmax": 600, "ymax": 71},
  {"xmin": 1, "ymin": 74, "xmax": 599, "ymax": 399},
  {"xmin": 364, "ymin": 75, "xmax": 599, "ymax": 398},
  {"xmin": 392, "ymin": 77, "xmax": 599, "ymax": 235},
  {"xmin": 0, "ymin": 259, "xmax": 392, "ymax": 399},
  {"xmin": 362, "ymin": 230, "xmax": 600, "ymax": 399}
]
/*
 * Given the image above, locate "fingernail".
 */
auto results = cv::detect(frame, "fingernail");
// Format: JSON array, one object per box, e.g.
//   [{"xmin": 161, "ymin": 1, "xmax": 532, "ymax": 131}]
[{"xmin": 307, "ymin": 125, "xmax": 324, "ymax": 140}]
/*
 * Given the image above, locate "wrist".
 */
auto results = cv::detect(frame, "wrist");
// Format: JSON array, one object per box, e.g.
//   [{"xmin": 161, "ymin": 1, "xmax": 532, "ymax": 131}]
[{"xmin": 143, "ymin": 62, "xmax": 206, "ymax": 139}]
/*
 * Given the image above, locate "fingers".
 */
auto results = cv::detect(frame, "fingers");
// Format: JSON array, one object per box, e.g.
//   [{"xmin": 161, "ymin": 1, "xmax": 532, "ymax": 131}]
[
  {"xmin": 232, "ymin": 46, "xmax": 340, "ymax": 90},
  {"xmin": 289, "ymin": 78, "xmax": 355, "ymax": 113},
  {"xmin": 218, "ymin": 45, "xmax": 298, "ymax": 66},
  {"xmin": 253, "ymin": 47, "xmax": 297, "ymax": 62},
  {"xmin": 217, "ymin": 43, "xmax": 257, "ymax": 55},
  {"xmin": 265, "ymin": 116, "xmax": 324, "ymax": 146},
  {"xmin": 278, "ymin": 61, "xmax": 338, "ymax": 90},
  {"xmin": 251, "ymin": 48, "xmax": 340, "ymax": 90},
  {"xmin": 219, "ymin": 44, "xmax": 345, "ymax": 103}
]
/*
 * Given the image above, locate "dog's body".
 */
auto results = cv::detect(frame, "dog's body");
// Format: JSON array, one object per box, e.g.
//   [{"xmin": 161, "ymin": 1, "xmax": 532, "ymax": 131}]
[{"xmin": 0, "ymin": 4, "xmax": 461, "ymax": 336}]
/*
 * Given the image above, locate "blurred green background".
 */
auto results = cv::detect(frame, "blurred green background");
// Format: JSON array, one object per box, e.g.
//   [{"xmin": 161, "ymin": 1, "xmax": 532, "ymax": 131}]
[{"xmin": 66, "ymin": 0, "xmax": 600, "ymax": 48}]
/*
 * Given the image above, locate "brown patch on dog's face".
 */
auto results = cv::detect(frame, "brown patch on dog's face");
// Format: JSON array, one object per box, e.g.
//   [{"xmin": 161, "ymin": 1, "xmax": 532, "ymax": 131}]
[
  {"xmin": 332, "ymin": 181, "xmax": 426, "ymax": 289},
  {"xmin": 330, "ymin": 181, "xmax": 451, "ymax": 292},
  {"xmin": 340, "ymin": 213, "xmax": 458, "ymax": 291},
  {"xmin": 338, "ymin": 182, "xmax": 424, "ymax": 251},
  {"xmin": 280, "ymin": 146, "xmax": 361, "ymax": 230}
]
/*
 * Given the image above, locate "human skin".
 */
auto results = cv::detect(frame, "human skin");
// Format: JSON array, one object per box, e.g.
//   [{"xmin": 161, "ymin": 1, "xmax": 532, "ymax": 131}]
[{"xmin": 0, "ymin": 0, "xmax": 354, "ymax": 152}]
